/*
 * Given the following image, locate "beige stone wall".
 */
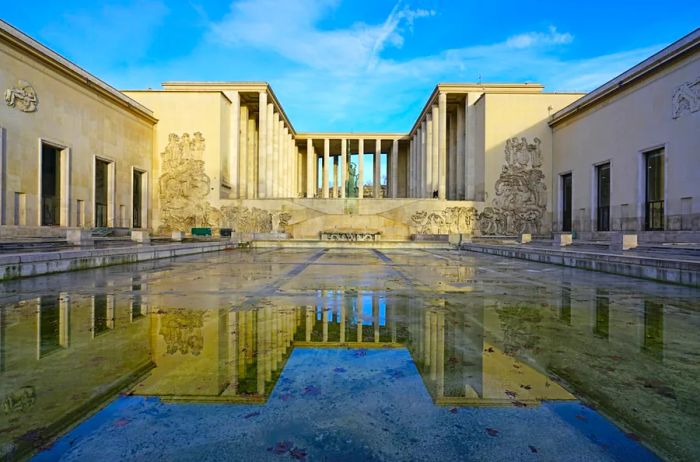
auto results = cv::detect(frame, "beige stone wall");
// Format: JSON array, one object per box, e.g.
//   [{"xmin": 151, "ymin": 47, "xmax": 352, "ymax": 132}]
[
  {"xmin": 476, "ymin": 93, "xmax": 583, "ymax": 235},
  {"xmin": 123, "ymin": 91, "xmax": 230, "ymax": 232},
  {"xmin": 0, "ymin": 41, "xmax": 154, "ymax": 231},
  {"xmin": 552, "ymin": 52, "xmax": 700, "ymax": 233}
]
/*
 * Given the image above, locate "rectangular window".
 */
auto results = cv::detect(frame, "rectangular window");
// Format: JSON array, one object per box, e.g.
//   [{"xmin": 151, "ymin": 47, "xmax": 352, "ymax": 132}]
[
  {"xmin": 95, "ymin": 159, "xmax": 110, "ymax": 227},
  {"xmin": 596, "ymin": 163, "xmax": 610, "ymax": 231},
  {"xmin": 645, "ymin": 149, "xmax": 664, "ymax": 231},
  {"xmin": 133, "ymin": 170, "xmax": 143, "ymax": 229},
  {"xmin": 41, "ymin": 144, "xmax": 61, "ymax": 226},
  {"xmin": 92, "ymin": 294, "xmax": 114, "ymax": 336},
  {"xmin": 561, "ymin": 173, "xmax": 572, "ymax": 232}
]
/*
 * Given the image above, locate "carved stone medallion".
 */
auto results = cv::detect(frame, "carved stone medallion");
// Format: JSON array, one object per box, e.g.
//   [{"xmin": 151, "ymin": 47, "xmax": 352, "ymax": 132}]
[{"xmin": 4, "ymin": 80, "xmax": 38, "ymax": 112}]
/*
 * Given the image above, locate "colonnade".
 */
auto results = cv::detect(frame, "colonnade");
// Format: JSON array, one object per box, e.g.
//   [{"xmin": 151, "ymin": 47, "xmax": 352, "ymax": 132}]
[
  {"xmin": 225, "ymin": 90, "xmax": 301, "ymax": 199},
  {"xmin": 408, "ymin": 91, "xmax": 476, "ymax": 200},
  {"xmin": 303, "ymin": 138, "xmax": 399, "ymax": 199}
]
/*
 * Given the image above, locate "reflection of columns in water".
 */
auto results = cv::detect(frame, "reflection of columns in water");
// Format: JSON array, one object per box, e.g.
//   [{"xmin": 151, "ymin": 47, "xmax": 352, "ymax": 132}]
[
  {"xmin": 322, "ymin": 291, "xmax": 329, "ymax": 342},
  {"xmin": 423, "ymin": 310, "xmax": 431, "ymax": 366},
  {"xmin": 430, "ymin": 310, "xmax": 438, "ymax": 380},
  {"xmin": 373, "ymin": 294, "xmax": 380, "ymax": 343},
  {"xmin": 305, "ymin": 306, "xmax": 313, "ymax": 342},
  {"xmin": 436, "ymin": 310, "xmax": 445, "ymax": 397},
  {"xmin": 356, "ymin": 293, "xmax": 363, "ymax": 342},
  {"xmin": 389, "ymin": 303, "xmax": 397, "ymax": 343},
  {"xmin": 229, "ymin": 311, "xmax": 239, "ymax": 393},
  {"xmin": 256, "ymin": 308, "xmax": 265, "ymax": 395},
  {"xmin": 265, "ymin": 306, "xmax": 272, "ymax": 382},
  {"xmin": 340, "ymin": 295, "xmax": 346, "ymax": 343}
]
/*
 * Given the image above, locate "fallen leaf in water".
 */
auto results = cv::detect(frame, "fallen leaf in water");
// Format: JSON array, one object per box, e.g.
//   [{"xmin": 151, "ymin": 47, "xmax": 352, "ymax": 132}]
[
  {"xmin": 484, "ymin": 347, "xmax": 494, "ymax": 353},
  {"xmin": 449, "ymin": 408, "xmax": 458, "ymax": 414},
  {"xmin": 575, "ymin": 414, "xmax": 588, "ymax": 422},
  {"xmin": 519, "ymin": 384, "xmax": 532, "ymax": 390},
  {"xmin": 512, "ymin": 400, "xmax": 527, "ymax": 407},
  {"xmin": 505, "ymin": 390, "xmax": 517, "ymax": 399},
  {"xmin": 486, "ymin": 428, "xmax": 499, "ymax": 437},
  {"xmin": 302, "ymin": 385, "xmax": 321, "ymax": 396},
  {"xmin": 269, "ymin": 440, "xmax": 293, "ymax": 454},
  {"xmin": 529, "ymin": 445, "xmax": 538, "ymax": 453},
  {"xmin": 333, "ymin": 367, "xmax": 347, "ymax": 373},
  {"xmin": 244, "ymin": 411, "xmax": 260, "ymax": 419},
  {"xmin": 625, "ymin": 433, "xmax": 641, "ymax": 441},
  {"xmin": 290, "ymin": 447, "xmax": 307, "ymax": 460},
  {"xmin": 113, "ymin": 418, "xmax": 129, "ymax": 428}
]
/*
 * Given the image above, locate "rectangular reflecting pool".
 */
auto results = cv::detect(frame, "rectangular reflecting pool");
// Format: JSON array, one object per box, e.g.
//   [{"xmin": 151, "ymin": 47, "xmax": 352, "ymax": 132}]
[{"xmin": 1, "ymin": 248, "xmax": 698, "ymax": 461}]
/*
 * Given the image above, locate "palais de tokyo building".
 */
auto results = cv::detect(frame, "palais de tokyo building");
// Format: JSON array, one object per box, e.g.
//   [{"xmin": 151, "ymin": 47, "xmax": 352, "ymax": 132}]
[{"xmin": 0, "ymin": 20, "xmax": 698, "ymax": 244}]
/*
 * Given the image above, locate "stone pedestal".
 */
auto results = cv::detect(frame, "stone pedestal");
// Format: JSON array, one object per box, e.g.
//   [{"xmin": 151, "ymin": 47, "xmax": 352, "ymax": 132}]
[
  {"xmin": 611, "ymin": 232, "xmax": 638, "ymax": 251},
  {"xmin": 171, "ymin": 231, "xmax": 185, "ymax": 241},
  {"xmin": 520, "ymin": 233, "xmax": 532, "ymax": 244},
  {"xmin": 449, "ymin": 233, "xmax": 472, "ymax": 245},
  {"xmin": 131, "ymin": 230, "xmax": 150, "ymax": 244},
  {"xmin": 554, "ymin": 233, "xmax": 573, "ymax": 247},
  {"xmin": 66, "ymin": 228, "xmax": 94, "ymax": 246}
]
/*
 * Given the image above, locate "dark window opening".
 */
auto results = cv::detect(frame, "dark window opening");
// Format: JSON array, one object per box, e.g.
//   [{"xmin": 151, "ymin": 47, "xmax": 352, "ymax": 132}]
[
  {"xmin": 95, "ymin": 159, "xmax": 109, "ymax": 227},
  {"xmin": 596, "ymin": 163, "xmax": 610, "ymax": 231},
  {"xmin": 41, "ymin": 144, "xmax": 61, "ymax": 226},
  {"xmin": 561, "ymin": 173, "xmax": 572, "ymax": 232},
  {"xmin": 645, "ymin": 149, "xmax": 664, "ymax": 231},
  {"xmin": 133, "ymin": 170, "xmax": 143, "ymax": 229}
]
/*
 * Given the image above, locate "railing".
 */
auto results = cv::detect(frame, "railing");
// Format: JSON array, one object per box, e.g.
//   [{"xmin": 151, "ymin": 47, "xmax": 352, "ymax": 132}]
[
  {"xmin": 596, "ymin": 206, "xmax": 610, "ymax": 231},
  {"xmin": 645, "ymin": 200, "xmax": 664, "ymax": 231}
]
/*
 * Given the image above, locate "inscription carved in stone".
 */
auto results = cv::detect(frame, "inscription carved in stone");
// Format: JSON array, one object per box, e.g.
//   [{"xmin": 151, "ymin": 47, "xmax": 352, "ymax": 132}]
[
  {"xmin": 4, "ymin": 80, "xmax": 38, "ymax": 112},
  {"xmin": 410, "ymin": 206, "xmax": 478, "ymax": 234},
  {"xmin": 479, "ymin": 137, "xmax": 547, "ymax": 235},
  {"xmin": 672, "ymin": 77, "xmax": 700, "ymax": 119},
  {"xmin": 158, "ymin": 132, "xmax": 219, "ymax": 232}
]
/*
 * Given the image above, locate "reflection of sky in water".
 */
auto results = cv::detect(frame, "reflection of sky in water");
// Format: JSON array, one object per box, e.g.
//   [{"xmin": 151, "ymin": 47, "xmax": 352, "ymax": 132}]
[{"xmin": 315, "ymin": 290, "xmax": 387, "ymax": 326}]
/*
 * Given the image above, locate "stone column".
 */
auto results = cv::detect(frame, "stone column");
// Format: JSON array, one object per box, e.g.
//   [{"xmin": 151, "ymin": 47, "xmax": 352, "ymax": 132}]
[
  {"xmin": 418, "ymin": 125, "xmax": 424, "ymax": 197},
  {"xmin": 332, "ymin": 156, "xmax": 339, "ymax": 198},
  {"xmin": 432, "ymin": 103, "xmax": 440, "ymax": 199},
  {"xmin": 374, "ymin": 139, "xmax": 381, "ymax": 198},
  {"xmin": 408, "ymin": 138, "xmax": 414, "ymax": 197},
  {"xmin": 266, "ymin": 103, "xmax": 274, "ymax": 198},
  {"xmin": 358, "ymin": 139, "xmax": 364, "ymax": 199},
  {"xmin": 438, "ymin": 92, "xmax": 447, "ymax": 200},
  {"xmin": 448, "ymin": 112, "xmax": 457, "ymax": 200},
  {"xmin": 228, "ymin": 91, "xmax": 240, "ymax": 198},
  {"xmin": 247, "ymin": 117, "xmax": 256, "ymax": 199},
  {"xmin": 306, "ymin": 139, "xmax": 314, "ymax": 198},
  {"xmin": 323, "ymin": 138, "xmax": 330, "ymax": 198},
  {"xmin": 340, "ymin": 138, "xmax": 347, "ymax": 198},
  {"xmin": 258, "ymin": 92, "xmax": 267, "ymax": 198},
  {"xmin": 238, "ymin": 104, "xmax": 249, "ymax": 199},
  {"xmin": 425, "ymin": 114, "xmax": 433, "ymax": 197},
  {"xmin": 391, "ymin": 139, "xmax": 398, "ymax": 198},
  {"xmin": 456, "ymin": 103, "xmax": 465, "ymax": 200},
  {"xmin": 273, "ymin": 114, "xmax": 281, "ymax": 198}
]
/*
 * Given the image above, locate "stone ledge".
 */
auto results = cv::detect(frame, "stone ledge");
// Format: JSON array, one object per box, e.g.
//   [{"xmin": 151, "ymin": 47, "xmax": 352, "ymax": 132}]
[
  {"xmin": 0, "ymin": 241, "xmax": 232, "ymax": 281},
  {"xmin": 459, "ymin": 242, "xmax": 700, "ymax": 287}
]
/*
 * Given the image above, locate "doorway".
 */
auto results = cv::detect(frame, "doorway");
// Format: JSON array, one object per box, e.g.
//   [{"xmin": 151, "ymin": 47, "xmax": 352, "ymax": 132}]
[
  {"xmin": 561, "ymin": 173, "xmax": 572, "ymax": 232},
  {"xmin": 41, "ymin": 144, "xmax": 61, "ymax": 226}
]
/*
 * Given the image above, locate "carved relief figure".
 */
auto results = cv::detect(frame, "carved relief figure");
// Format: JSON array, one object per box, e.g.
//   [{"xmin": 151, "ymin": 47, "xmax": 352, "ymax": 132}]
[
  {"xmin": 159, "ymin": 309, "xmax": 205, "ymax": 356},
  {"xmin": 410, "ymin": 207, "xmax": 478, "ymax": 234},
  {"xmin": 672, "ymin": 77, "xmax": 700, "ymax": 119},
  {"xmin": 158, "ymin": 132, "xmax": 220, "ymax": 232},
  {"xmin": 479, "ymin": 137, "xmax": 547, "ymax": 235},
  {"xmin": 4, "ymin": 80, "xmax": 38, "ymax": 112},
  {"xmin": 1, "ymin": 386, "xmax": 37, "ymax": 414}
]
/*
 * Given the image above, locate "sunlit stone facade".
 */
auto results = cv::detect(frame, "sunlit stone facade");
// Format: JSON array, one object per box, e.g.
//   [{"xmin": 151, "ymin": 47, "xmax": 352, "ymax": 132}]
[{"xmin": 1, "ymin": 19, "xmax": 698, "ymax": 240}]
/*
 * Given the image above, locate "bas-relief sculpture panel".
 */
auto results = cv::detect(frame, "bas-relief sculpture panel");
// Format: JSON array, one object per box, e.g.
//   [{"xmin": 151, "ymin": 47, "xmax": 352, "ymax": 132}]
[
  {"xmin": 672, "ymin": 77, "xmax": 700, "ymax": 119},
  {"xmin": 157, "ymin": 132, "xmax": 290, "ymax": 234},
  {"xmin": 407, "ymin": 136, "xmax": 547, "ymax": 236},
  {"xmin": 478, "ymin": 137, "xmax": 547, "ymax": 235}
]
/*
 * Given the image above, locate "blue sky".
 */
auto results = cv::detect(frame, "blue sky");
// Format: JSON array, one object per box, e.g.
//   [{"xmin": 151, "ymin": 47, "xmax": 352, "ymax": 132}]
[{"xmin": 2, "ymin": 1, "xmax": 698, "ymax": 133}]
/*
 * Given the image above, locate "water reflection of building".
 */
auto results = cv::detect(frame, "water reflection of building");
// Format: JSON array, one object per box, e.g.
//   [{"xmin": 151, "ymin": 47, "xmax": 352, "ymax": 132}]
[{"xmin": 0, "ymin": 277, "xmax": 152, "ymax": 460}]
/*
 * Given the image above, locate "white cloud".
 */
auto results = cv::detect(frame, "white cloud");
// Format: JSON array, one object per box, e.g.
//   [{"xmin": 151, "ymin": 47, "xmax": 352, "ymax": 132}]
[{"xmin": 506, "ymin": 26, "xmax": 574, "ymax": 49}]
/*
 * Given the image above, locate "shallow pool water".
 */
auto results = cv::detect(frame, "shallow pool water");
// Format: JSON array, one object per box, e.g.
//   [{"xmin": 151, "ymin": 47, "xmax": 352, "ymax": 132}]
[{"xmin": 1, "ymin": 248, "xmax": 698, "ymax": 461}]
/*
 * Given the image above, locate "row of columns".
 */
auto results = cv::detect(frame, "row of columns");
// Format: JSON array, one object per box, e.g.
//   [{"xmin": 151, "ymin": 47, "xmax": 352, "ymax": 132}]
[
  {"xmin": 408, "ymin": 91, "xmax": 475, "ymax": 200},
  {"xmin": 304, "ymin": 138, "xmax": 399, "ymax": 199},
  {"xmin": 225, "ymin": 91, "xmax": 300, "ymax": 199}
]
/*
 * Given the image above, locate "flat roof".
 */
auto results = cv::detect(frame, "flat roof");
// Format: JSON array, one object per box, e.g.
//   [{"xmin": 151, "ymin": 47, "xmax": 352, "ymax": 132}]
[
  {"xmin": 0, "ymin": 20, "xmax": 157, "ymax": 124},
  {"xmin": 550, "ymin": 27, "xmax": 700, "ymax": 126}
]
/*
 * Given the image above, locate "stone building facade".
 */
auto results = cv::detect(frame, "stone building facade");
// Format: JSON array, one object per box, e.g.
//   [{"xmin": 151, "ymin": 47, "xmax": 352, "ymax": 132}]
[{"xmin": 0, "ymin": 19, "xmax": 698, "ymax": 241}]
